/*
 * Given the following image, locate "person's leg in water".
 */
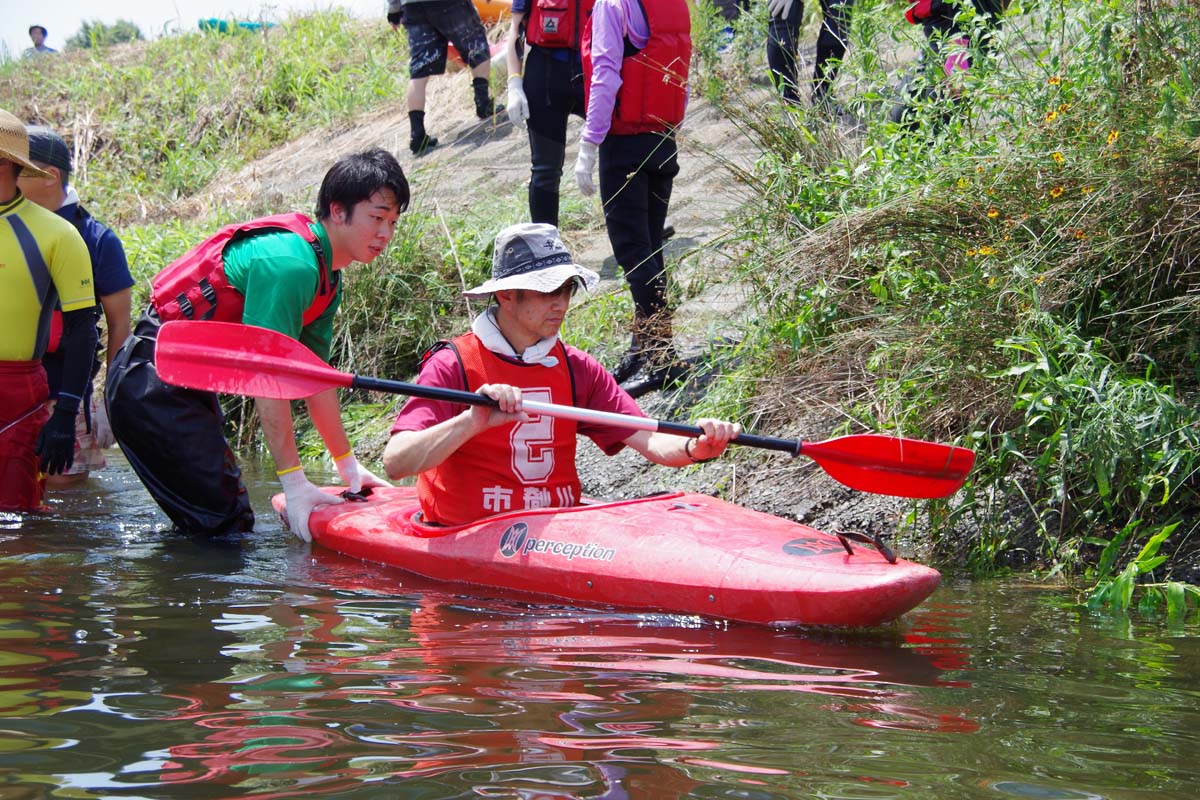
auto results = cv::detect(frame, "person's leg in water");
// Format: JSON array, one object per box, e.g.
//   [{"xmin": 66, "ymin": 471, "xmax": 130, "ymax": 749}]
[{"xmin": 106, "ymin": 314, "xmax": 254, "ymax": 535}]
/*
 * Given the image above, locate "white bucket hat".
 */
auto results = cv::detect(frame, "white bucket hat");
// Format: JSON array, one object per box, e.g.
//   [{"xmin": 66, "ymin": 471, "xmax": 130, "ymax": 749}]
[
  {"xmin": 0, "ymin": 109, "xmax": 53, "ymax": 180},
  {"xmin": 464, "ymin": 222, "xmax": 600, "ymax": 298}
]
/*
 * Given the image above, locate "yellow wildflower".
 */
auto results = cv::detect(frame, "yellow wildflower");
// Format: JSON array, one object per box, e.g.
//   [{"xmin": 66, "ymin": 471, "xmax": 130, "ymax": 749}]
[
  {"xmin": 1052, "ymin": 151, "xmax": 1064, "ymax": 164},
  {"xmin": 1035, "ymin": 275, "xmax": 1045, "ymax": 285},
  {"xmin": 1048, "ymin": 76, "xmax": 1062, "ymax": 85},
  {"xmin": 957, "ymin": 177, "xmax": 970, "ymax": 189},
  {"xmin": 1107, "ymin": 129, "xmax": 1120, "ymax": 145},
  {"xmin": 1074, "ymin": 229, "xmax": 1087, "ymax": 239},
  {"xmin": 1044, "ymin": 110, "xmax": 1058, "ymax": 123},
  {"xmin": 987, "ymin": 207, "xmax": 999, "ymax": 218},
  {"xmin": 1050, "ymin": 186, "xmax": 1064, "ymax": 198},
  {"xmin": 1059, "ymin": 103, "xmax": 1069, "ymax": 112},
  {"xmin": 967, "ymin": 248, "xmax": 977, "ymax": 257},
  {"xmin": 977, "ymin": 245, "xmax": 998, "ymax": 256},
  {"xmin": 1081, "ymin": 186, "xmax": 1094, "ymax": 194}
]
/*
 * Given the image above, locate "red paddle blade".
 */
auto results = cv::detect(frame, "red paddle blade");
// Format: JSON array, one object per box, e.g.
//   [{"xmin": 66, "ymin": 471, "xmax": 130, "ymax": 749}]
[
  {"xmin": 156, "ymin": 321, "xmax": 352, "ymax": 400},
  {"xmin": 802, "ymin": 435, "xmax": 976, "ymax": 499}
]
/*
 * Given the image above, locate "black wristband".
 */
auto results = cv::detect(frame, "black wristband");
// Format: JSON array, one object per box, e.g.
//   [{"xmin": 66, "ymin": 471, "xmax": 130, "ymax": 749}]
[
  {"xmin": 53, "ymin": 392, "xmax": 82, "ymax": 416},
  {"xmin": 685, "ymin": 438, "xmax": 713, "ymax": 464}
]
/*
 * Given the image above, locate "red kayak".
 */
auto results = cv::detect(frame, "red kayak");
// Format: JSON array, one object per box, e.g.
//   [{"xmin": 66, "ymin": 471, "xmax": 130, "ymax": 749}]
[{"xmin": 275, "ymin": 486, "xmax": 940, "ymax": 628}]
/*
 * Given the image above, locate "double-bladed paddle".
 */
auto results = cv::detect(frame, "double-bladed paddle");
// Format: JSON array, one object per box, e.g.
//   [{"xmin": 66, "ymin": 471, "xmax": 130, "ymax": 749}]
[{"xmin": 155, "ymin": 320, "xmax": 975, "ymax": 499}]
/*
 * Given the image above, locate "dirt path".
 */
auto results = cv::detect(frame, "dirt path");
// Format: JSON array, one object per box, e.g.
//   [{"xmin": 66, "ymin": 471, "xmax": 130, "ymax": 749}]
[{"xmin": 197, "ymin": 61, "xmax": 766, "ymax": 342}]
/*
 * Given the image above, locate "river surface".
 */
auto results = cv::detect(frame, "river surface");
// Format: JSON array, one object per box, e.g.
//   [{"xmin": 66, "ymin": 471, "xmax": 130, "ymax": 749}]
[{"xmin": 1, "ymin": 453, "xmax": 1196, "ymax": 799}]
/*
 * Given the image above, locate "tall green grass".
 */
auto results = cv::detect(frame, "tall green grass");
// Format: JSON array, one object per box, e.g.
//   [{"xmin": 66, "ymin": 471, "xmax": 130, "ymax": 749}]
[
  {"xmin": 704, "ymin": 0, "xmax": 1199, "ymax": 616},
  {"xmin": 2, "ymin": 11, "xmax": 405, "ymax": 222}
]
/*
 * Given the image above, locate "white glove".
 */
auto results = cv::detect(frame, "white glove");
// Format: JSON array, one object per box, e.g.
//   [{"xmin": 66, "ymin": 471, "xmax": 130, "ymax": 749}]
[
  {"xmin": 506, "ymin": 76, "xmax": 529, "ymax": 128},
  {"xmin": 334, "ymin": 453, "xmax": 391, "ymax": 494},
  {"xmin": 574, "ymin": 140, "xmax": 598, "ymax": 197},
  {"xmin": 767, "ymin": 0, "xmax": 794, "ymax": 18},
  {"xmin": 278, "ymin": 469, "xmax": 343, "ymax": 543},
  {"xmin": 92, "ymin": 396, "xmax": 115, "ymax": 449}
]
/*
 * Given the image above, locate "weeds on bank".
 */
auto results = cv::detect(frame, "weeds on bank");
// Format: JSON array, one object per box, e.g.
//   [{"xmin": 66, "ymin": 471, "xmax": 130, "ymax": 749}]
[
  {"xmin": 1, "ymin": 11, "xmax": 406, "ymax": 223},
  {"xmin": 705, "ymin": 0, "xmax": 1200, "ymax": 614}
]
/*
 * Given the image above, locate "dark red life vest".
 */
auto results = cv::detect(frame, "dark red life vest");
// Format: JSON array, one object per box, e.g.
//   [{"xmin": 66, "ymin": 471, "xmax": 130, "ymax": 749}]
[
  {"xmin": 581, "ymin": 0, "xmax": 690, "ymax": 136},
  {"xmin": 527, "ymin": 0, "xmax": 595, "ymax": 50},
  {"xmin": 150, "ymin": 213, "xmax": 335, "ymax": 326}
]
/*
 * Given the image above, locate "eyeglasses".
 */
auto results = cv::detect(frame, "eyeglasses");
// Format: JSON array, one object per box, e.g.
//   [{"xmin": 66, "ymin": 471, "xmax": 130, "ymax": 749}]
[{"xmin": 540, "ymin": 281, "xmax": 580, "ymax": 299}]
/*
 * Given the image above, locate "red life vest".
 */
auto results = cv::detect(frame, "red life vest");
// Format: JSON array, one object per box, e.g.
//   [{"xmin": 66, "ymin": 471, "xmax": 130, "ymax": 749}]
[
  {"xmin": 527, "ymin": 0, "xmax": 595, "ymax": 50},
  {"xmin": 581, "ymin": 0, "xmax": 691, "ymax": 136},
  {"xmin": 417, "ymin": 333, "xmax": 582, "ymax": 526},
  {"xmin": 150, "ymin": 213, "xmax": 335, "ymax": 326}
]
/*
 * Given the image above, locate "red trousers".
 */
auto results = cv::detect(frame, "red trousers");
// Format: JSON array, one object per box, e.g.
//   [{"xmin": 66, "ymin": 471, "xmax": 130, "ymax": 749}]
[{"xmin": 0, "ymin": 361, "xmax": 50, "ymax": 512}]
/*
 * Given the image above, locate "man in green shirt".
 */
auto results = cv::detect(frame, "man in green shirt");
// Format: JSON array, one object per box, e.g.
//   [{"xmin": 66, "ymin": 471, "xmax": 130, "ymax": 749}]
[{"xmin": 106, "ymin": 149, "xmax": 410, "ymax": 540}]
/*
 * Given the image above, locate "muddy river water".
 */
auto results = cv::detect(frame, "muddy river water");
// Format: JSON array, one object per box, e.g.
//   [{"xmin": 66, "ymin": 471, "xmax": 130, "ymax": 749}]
[{"xmin": 1, "ymin": 454, "xmax": 1195, "ymax": 798}]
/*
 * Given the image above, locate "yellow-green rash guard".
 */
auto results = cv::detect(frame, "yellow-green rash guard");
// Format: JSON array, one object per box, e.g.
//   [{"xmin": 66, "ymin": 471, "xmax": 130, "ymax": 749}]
[{"xmin": 0, "ymin": 193, "xmax": 95, "ymax": 361}]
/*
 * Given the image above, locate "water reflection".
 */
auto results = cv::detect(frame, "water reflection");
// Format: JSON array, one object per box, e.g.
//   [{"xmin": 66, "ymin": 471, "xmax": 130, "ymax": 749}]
[{"xmin": 0, "ymin": 455, "xmax": 1196, "ymax": 798}]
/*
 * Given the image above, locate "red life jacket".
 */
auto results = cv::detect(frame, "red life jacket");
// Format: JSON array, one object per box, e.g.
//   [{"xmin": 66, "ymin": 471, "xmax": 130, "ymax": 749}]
[
  {"xmin": 150, "ymin": 213, "xmax": 335, "ymax": 326},
  {"xmin": 581, "ymin": 0, "xmax": 691, "ymax": 136},
  {"xmin": 416, "ymin": 333, "xmax": 581, "ymax": 526},
  {"xmin": 527, "ymin": 0, "xmax": 595, "ymax": 50}
]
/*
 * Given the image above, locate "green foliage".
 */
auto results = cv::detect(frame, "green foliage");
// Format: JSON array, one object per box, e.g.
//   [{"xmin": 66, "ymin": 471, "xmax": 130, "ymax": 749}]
[
  {"xmin": 67, "ymin": 19, "xmax": 144, "ymax": 49},
  {"xmin": 1087, "ymin": 522, "xmax": 1200, "ymax": 622},
  {"xmin": 708, "ymin": 0, "xmax": 1200, "ymax": 593},
  {"xmin": 0, "ymin": 11, "xmax": 405, "ymax": 221}
]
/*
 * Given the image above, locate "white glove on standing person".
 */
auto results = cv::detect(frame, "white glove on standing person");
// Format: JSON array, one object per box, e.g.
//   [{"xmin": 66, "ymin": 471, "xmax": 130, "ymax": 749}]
[
  {"xmin": 506, "ymin": 76, "xmax": 530, "ymax": 127},
  {"xmin": 574, "ymin": 140, "xmax": 598, "ymax": 196},
  {"xmin": 92, "ymin": 397, "xmax": 115, "ymax": 449},
  {"xmin": 278, "ymin": 468, "xmax": 344, "ymax": 543},
  {"xmin": 767, "ymin": 0, "xmax": 794, "ymax": 18},
  {"xmin": 334, "ymin": 452, "xmax": 391, "ymax": 494}
]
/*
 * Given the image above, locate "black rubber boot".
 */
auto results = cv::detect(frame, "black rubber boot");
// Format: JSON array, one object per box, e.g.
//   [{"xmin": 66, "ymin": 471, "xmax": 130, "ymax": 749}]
[
  {"xmin": 409, "ymin": 111, "xmax": 439, "ymax": 155},
  {"xmin": 610, "ymin": 340, "xmax": 646, "ymax": 384},
  {"xmin": 473, "ymin": 77, "xmax": 500, "ymax": 119}
]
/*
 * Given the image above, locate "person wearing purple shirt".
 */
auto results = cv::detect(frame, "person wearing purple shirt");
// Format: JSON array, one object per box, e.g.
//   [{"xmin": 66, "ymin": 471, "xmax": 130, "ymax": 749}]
[{"xmin": 573, "ymin": 0, "xmax": 691, "ymax": 395}]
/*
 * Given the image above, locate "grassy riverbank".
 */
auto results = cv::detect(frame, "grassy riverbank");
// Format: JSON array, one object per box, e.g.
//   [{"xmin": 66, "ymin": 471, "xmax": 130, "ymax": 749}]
[{"xmin": 3, "ymin": 1, "xmax": 1197, "ymax": 619}]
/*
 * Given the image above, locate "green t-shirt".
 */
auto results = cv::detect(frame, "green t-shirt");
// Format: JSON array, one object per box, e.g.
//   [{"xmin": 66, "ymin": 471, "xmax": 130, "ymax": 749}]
[{"xmin": 221, "ymin": 221, "xmax": 340, "ymax": 361}]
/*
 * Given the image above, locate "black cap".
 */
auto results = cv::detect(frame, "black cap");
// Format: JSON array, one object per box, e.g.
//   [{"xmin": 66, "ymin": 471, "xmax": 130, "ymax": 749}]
[{"xmin": 26, "ymin": 125, "xmax": 71, "ymax": 175}]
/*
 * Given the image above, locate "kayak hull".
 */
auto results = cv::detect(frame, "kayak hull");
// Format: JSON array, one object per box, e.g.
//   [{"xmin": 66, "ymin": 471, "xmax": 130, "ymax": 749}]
[{"xmin": 274, "ymin": 486, "xmax": 940, "ymax": 628}]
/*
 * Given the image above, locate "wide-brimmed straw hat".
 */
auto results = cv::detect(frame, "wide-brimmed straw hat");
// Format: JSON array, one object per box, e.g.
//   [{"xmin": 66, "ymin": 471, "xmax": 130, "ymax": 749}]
[
  {"xmin": 0, "ymin": 110, "xmax": 53, "ymax": 180},
  {"xmin": 464, "ymin": 222, "xmax": 600, "ymax": 299}
]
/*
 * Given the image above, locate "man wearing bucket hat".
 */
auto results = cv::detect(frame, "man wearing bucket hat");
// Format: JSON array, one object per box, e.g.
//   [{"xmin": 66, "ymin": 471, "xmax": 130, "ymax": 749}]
[
  {"xmin": 0, "ymin": 109, "xmax": 97, "ymax": 513},
  {"xmin": 382, "ymin": 222, "xmax": 739, "ymax": 527},
  {"xmin": 19, "ymin": 124, "xmax": 135, "ymax": 488}
]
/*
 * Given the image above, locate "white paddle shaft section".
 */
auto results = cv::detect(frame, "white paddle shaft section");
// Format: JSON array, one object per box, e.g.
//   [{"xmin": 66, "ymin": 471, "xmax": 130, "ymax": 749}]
[{"xmin": 522, "ymin": 399, "xmax": 661, "ymax": 434}]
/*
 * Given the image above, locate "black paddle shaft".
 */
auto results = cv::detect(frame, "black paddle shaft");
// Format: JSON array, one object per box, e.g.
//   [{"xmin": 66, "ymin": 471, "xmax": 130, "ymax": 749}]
[{"xmin": 351, "ymin": 375, "xmax": 803, "ymax": 456}]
